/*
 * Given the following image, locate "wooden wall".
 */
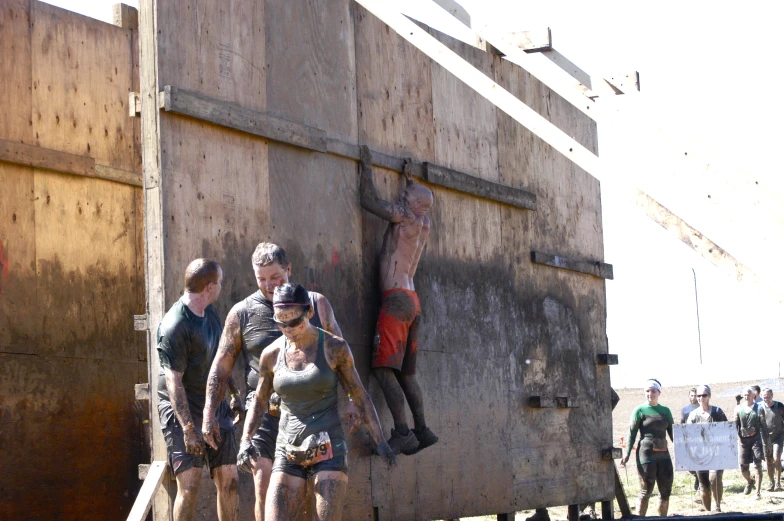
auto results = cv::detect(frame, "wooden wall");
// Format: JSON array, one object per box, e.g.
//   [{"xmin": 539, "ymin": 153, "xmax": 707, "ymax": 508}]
[
  {"xmin": 0, "ymin": 1, "xmax": 146, "ymax": 520},
  {"xmin": 142, "ymin": 1, "xmax": 614, "ymax": 520}
]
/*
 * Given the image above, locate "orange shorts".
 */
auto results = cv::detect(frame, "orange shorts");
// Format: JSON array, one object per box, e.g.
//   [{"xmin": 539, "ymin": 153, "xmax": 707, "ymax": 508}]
[{"xmin": 371, "ymin": 289, "xmax": 421, "ymax": 375}]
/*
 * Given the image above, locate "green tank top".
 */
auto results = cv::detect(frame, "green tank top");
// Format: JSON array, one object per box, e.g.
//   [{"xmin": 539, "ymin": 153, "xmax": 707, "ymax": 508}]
[{"xmin": 273, "ymin": 328, "xmax": 346, "ymax": 457}]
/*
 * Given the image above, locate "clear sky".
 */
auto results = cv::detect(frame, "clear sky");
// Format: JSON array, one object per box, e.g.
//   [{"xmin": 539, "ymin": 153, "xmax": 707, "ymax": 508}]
[{"xmin": 46, "ymin": 0, "xmax": 784, "ymax": 389}]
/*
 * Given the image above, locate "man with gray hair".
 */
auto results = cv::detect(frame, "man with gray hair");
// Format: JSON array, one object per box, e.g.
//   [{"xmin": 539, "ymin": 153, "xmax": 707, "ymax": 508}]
[
  {"xmin": 758, "ymin": 388, "xmax": 784, "ymax": 491},
  {"xmin": 735, "ymin": 386, "xmax": 768, "ymax": 498}
]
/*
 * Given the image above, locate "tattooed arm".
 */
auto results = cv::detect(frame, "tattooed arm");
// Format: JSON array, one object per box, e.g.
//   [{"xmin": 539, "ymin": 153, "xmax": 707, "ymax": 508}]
[
  {"xmin": 358, "ymin": 145, "xmax": 411, "ymax": 223},
  {"xmin": 203, "ymin": 306, "xmax": 243, "ymax": 449},
  {"xmin": 164, "ymin": 367, "xmax": 204, "ymax": 456},
  {"xmin": 326, "ymin": 335, "xmax": 396, "ymax": 466}
]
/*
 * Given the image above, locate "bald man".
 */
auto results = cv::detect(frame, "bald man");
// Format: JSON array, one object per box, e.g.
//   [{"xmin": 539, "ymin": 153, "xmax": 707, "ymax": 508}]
[{"xmin": 359, "ymin": 146, "xmax": 438, "ymax": 455}]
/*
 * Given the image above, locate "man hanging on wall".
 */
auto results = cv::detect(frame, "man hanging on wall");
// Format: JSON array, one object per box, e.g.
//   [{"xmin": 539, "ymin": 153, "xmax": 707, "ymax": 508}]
[
  {"xmin": 157, "ymin": 258, "xmax": 241, "ymax": 521},
  {"xmin": 202, "ymin": 242, "xmax": 358, "ymax": 521},
  {"xmin": 358, "ymin": 145, "xmax": 438, "ymax": 455}
]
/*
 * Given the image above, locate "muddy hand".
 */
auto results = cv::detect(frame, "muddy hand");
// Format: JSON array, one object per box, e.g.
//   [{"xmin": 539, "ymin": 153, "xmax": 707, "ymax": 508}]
[
  {"xmin": 230, "ymin": 394, "xmax": 245, "ymax": 426},
  {"xmin": 360, "ymin": 145, "xmax": 373, "ymax": 169},
  {"xmin": 202, "ymin": 417, "xmax": 222, "ymax": 450},
  {"xmin": 237, "ymin": 439, "xmax": 259, "ymax": 474},
  {"xmin": 345, "ymin": 400, "xmax": 361, "ymax": 435},
  {"xmin": 376, "ymin": 441, "xmax": 397, "ymax": 469},
  {"xmin": 184, "ymin": 429, "xmax": 205, "ymax": 457},
  {"xmin": 402, "ymin": 158, "xmax": 413, "ymax": 183},
  {"xmin": 620, "ymin": 454, "xmax": 629, "ymax": 467}
]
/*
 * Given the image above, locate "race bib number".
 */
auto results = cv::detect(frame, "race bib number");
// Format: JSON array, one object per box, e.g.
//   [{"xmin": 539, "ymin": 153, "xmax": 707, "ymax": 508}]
[
  {"xmin": 652, "ymin": 438, "xmax": 668, "ymax": 452},
  {"xmin": 285, "ymin": 431, "xmax": 333, "ymax": 467},
  {"xmin": 741, "ymin": 427, "xmax": 757, "ymax": 438}
]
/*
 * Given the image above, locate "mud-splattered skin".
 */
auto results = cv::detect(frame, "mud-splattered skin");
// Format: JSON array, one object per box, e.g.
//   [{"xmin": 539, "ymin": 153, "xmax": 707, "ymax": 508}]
[
  {"xmin": 359, "ymin": 146, "xmax": 432, "ymax": 292},
  {"xmin": 244, "ymin": 310, "xmax": 394, "ymax": 521}
]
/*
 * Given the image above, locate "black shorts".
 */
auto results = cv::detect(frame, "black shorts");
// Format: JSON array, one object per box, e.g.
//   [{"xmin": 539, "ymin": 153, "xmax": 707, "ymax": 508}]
[
  {"xmin": 246, "ymin": 391, "xmax": 279, "ymax": 461},
  {"xmin": 160, "ymin": 401, "xmax": 237, "ymax": 477},
  {"xmin": 739, "ymin": 435, "xmax": 763, "ymax": 466},
  {"xmin": 636, "ymin": 455, "xmax": 674, "ymax": 500},
  {"xmin": 272, "ymin": 452, "xmax": 347, "ymax": 480}
]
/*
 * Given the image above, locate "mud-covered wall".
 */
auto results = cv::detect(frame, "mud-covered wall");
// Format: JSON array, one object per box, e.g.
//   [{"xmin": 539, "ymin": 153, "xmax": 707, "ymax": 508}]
[
  {"xmin": 0, "ymin": 2, "xmax": 146, "ymax": 519},
  {"xmin": 142, "ymin": 1, "xmax": 613, "ymax": 520}
]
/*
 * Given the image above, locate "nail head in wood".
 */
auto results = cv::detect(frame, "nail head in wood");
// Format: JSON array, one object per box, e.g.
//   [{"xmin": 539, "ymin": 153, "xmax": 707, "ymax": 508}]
[{"xmin": 596, "ymin": 353, "xmax": 619, "ymax": 365}]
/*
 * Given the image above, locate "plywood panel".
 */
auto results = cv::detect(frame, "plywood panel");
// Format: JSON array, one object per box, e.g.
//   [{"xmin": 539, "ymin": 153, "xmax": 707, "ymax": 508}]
[
  {"xmin": 157, "ymin": 0, "xmax": 266, "ymax": 112},
  {"xmin": 0, "ymin": 163, "xmax": 37, "ymax": 354},
  {"xmin": 33, "ymin": 169, "xmax": 140, "ymax": 360},
  {"xmin": 31, "ymin": 1, "xmax": 136, "ymax": 171},
  {"xmin": 160, "ymin": 114, "xmax": 271, "ymax": 317},
  {"xmin": 354, "ymin": 5, "xmax": 435, "ymax": 162},
  {"xmin": 264, "ymin": 0, "xmax": 357, "ymax": 143},
  {"xmin": 0, "ymin": 354, "xmax": 141, "ymax": 519},
  {"xmin": 430, "ymin": 31, "xmax": 499, "ymax": 183},
  {"xmin": 0, "ymin": 0, "xmax": 33, "ymax": 144}
]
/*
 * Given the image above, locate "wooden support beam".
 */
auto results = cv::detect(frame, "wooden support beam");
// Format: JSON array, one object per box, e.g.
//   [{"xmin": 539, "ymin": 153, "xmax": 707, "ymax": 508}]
[
  {"xmin": 596, "ymin": 354, "xmax": 619, "ymax": 365},
  {"xmin": 601, "ymin": 500, "xmax": 613, "ymax": 520},
  {"xmin": 568, "ymin": 504, "xmax": 579, "ymax": 521},
  {"xmin": 509, "ymin": 28, "xmax": 552, "ymax": 53},
  {"xmin": 125, "ymin": 460, "xmax": 167, "ymax": 521},
  {"xmin": 161, "ymin": 86, "xmax": 328, "ymax": 152},
  {"xmin": 112, "ymin": 3, "xmax": 139, "ymax": 30},
  {"xmin": 531, "ymin": 251, "xmax": 614, "ymax": 280},
  {"xmin": 497, "ymin": 514, "xmax": 516, "ymax": 521},
  {"xmin": 0, "ymin": 139, "xmax": 142, "ymax": 187},
  {"xmin": 425, "ymin": 163, "xmax": 536, "ymax": 210},
  {"xmin": 613, "ymin": 465, "xmax": 632, "ymax": 518}
]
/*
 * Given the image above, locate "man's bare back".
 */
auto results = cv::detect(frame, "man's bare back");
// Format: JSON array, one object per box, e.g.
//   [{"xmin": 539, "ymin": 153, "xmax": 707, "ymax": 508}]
[{"xmin": 358, "ymin": 146, "xmax": 433, "ymax": 291}]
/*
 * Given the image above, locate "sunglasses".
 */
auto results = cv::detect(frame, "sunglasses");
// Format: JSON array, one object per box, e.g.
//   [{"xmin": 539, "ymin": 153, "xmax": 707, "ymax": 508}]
[
  {"xmin": 273, "ymin": 311, "xmax": 308, "ymax": 329},
  {"xmin": 697, "ymin": 394, "xmax": 709, "ymax": 398}
]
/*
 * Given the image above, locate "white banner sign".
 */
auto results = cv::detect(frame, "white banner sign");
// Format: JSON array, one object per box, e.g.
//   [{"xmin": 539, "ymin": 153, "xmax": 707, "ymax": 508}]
[{"xmin": 673, "ymin": 422, "xmax": 739, "ymax": 471}]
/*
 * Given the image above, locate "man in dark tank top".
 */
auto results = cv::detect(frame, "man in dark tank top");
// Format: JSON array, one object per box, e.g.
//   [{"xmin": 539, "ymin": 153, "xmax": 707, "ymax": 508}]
[{"xmin": 203, "ymin": 243, "xmax": 355, "ymax": 521}]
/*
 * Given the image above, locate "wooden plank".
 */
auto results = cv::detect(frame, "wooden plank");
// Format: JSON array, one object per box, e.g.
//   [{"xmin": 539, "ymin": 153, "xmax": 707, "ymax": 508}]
[
  {"xmin": 162, "ymin": 86, "xmax": 328, "ymax": 152},
  {"xmin": 112, "ymin": 3, "xmax": 138, "ymax": 30},
  {"xmin": 354, "ymin": 4, "xmax": 436, "ymax": 164},
  {"xmin": 125, "ymin": 460, "xmax": 167, "ymax": 521},
  {"xmin": 264, "ymin": 0, "xmax": 357, "ymax": 143},
  {"xmin": 425, "ymin": 163, "xmax": 536, "ymax": 210},
  {"xmin": 596, "ymin": 354, "xmax": 618, "ymax": 365},
  {"xmin": 0, "ymin": 0, "xmax": 33, "ymax": 144},
  {"xmin": 31, "ymin": 1, "xmax": 137, "ymax": 172},
  {"xmin": 613, "ymin": 466, "xmax": 632, "ymax": 518},
  {"xmin": 530, "ymin": 251, "xmax": 614, "ymax": 280},
  {"xmin": 510, "ymin": 28, "xmax": 552, "ymax": 53}
]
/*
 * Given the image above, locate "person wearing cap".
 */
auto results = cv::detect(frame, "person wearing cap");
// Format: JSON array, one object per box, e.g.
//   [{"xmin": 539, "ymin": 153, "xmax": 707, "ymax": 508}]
[
  {"xmin": 238, "ymin": 283, "xmax": 395, "ymax": 521},
  {"xmin": 686, "ymin": 385, "xmax": 728, "ymax": 512},
  {"xmin": 620, "ymin": 379, "xmax": 674, "ymax": 517},
  {"xmin": 757, "ymin": 388, "xmax": 784, "ymax": 491},
  {"xmin": 202, "ymin": 243, "xmax": 356, "ymax": 521},
  {"xmin": 156, "ymin": 259, "xmax": 241, "ymax": 521},
  {"xmin": 735, "ymin": 386, "xmax": 767, "ymax": 498}
]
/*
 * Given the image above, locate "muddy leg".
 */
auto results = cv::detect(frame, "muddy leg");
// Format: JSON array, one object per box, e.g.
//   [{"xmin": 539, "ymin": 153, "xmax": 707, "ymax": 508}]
[
  {"xmin": 698, "ymin": 472, "xmax": 711, "ymax": 511},
  {"xmin": 312, "ymin": 470, "xmax": 348, "ymax": 521},
  {"xmin": 372, "ymin": 367, "xmax": 410, "ymax": 432},
  {"xmin": 251, "ymin": 456, "xmax": 273, "ymax": 521},
  {"xmin": 397, "ymin": 374, "xmax": 426, "ymax": 430},
  {"xmin": 711, "ymin": 470, "xmax": 723, "ymax": 512},
  {"xmin": 265, "ymin": 471, "xmax": 308, "ymax": 521},
  {"xmin": 636, "ymin": 496, "xmax": 649, "ymax": 517},
  {"xmin": 174, "ymin": 466, "xmax": 203, "ymax": 521},
  {"xmin": 213, "ymin": 464, "xmax": 239, "ymax": 521},
  {"xmin": 657, "ymin": 500, "xmax": 669, "ymax": 517}
]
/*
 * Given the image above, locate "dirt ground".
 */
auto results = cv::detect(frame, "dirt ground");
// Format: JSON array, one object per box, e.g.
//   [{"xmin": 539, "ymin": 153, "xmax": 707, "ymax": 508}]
[{"xmin": 456, "ymin": 381, "xmax": 784, "ymax": 520}]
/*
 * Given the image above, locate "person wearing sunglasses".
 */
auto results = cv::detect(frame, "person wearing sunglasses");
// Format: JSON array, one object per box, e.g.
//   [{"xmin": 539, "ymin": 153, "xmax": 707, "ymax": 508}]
[
  {"xmin": 238, "ymin": 283, "xmax": 395, "ymax": 521},
  {"xmin": 620, "ymin": 379, "xmax": 674, "ymax": 517},
  {"xmin": 686, "ymin": 385, "xmax": 728, "ymax": 511},
  {"xmin": 757, "ymin": 388, "xmax": 784, "ymax": 491},
  {"xmin": 202, "ymin": 243, "xmax": 358, "ymax": 521},
  {"xmin": 735, "ymin": 386, "xmax": 768, "ymax": 498}
]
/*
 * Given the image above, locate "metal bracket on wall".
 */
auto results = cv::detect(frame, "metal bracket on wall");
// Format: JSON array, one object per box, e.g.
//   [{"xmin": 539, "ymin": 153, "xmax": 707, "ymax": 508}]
[
  {"xmin": 596, "ymin": 354, "xmax": 619, "ymax": 365},
  {"xmin": 528, "ymin": 395, "xmax": 555, "ymax": 408},
  {"xmin": 602, "ymin": 447, "xmax": 623, "ymax": 460},
  {"xmin": 135, "ymin": 383, "xmax": 150, "ymax": 401},
  {"xmin": 128, "ymin": 92, "xmax": 141, "ymax": 117},
  {"xmin": 134, "ymin": 314, "xmax": 149, "ymax": 331}
]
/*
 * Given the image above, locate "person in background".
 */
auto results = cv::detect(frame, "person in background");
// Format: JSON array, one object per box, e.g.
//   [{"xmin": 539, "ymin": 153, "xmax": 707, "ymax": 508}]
[
  {"xmin": 686, "ymin": 384, "xmax": 728, "ymax": 512},
  {"xmin": 680, "ymin": 387, "xmax": 700, "ymax": 491},
  {"xmin": 735, "ymin": 387, "xmax": 767, "ymax": 498},
  {"xmin": 621, "ymin": 379, "xmax": 674, "ymax": 517},
  {"xmin": 757, "ymin": 388, "xmax": 784, "ymax": 491},
  {"xmin": 753, "ymin": 385, "xmax": 763, "ymax": 405}
]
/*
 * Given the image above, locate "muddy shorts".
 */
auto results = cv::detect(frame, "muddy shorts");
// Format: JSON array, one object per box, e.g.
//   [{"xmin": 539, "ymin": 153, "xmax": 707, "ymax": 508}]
[
  {"xmin": 770, "ymin": 434, "xmax": 784, "ymax": 461},
  {"xmin": 739, "ymin": 434, "xmax": 764, "ymax": 467},
  {"xmin": 160, "ymin": 401, "xmax": 237, "ymax": 477},
  {"xmin": 246, "ymin": 390, "xmax": 279, "ymax": 461},
  {"xmin": 371, "ymin": 288, "xmax": 421, "ymax": 375},
  {"xmin": 636, "ymin": 455, "xmax": 674, "ymax": 500},
  {"xmin": 272, "ymin": 452, "xmax": 347, "ymax": 480}
]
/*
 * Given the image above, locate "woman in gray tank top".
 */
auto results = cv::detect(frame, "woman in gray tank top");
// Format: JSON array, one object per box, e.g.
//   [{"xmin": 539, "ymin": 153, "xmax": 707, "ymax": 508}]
[{"xmin": 238, "ymin": 283, "xmax": 395, "ymax": 521}]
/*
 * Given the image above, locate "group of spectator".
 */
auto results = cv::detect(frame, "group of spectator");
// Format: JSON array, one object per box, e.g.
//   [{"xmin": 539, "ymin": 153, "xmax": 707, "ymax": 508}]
[{"xmin": 622, "ymin": 380, "xmax": 784, "ymax": 516}]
